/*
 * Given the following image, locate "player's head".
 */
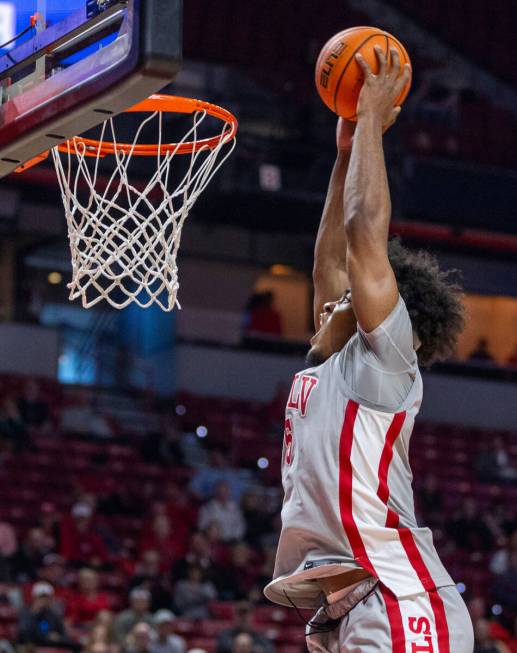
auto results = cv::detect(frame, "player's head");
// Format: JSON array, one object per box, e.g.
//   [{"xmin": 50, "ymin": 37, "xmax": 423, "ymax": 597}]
[{"xmin": 306, "ymin": 239, "xmax": 465, "ymax": 367}]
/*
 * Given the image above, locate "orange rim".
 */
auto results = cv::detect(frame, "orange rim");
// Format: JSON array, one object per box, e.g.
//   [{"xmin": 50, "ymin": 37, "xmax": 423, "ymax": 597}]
[
  {"xmin": 15, "ymin": 95, "xmax": 238, "ymax": 173},
  {"xmin": 57, "ymin": 94, "xmax": 238, "ymax": 158}
]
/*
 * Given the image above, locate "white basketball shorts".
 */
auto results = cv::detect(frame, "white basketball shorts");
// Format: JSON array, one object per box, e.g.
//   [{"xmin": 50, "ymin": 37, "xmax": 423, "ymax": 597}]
[{"xmin": 307, "ymin": 582, "xmax": 474, "ymax": 653}]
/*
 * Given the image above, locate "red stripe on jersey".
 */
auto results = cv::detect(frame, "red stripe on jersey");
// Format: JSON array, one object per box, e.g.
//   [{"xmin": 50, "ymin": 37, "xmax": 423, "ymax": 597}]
[
  {"xmin": 338, "ymin": 400, "xmax": 377, "ymax": 576},
  {"xmin": 377, "ymin": 411, "xmax": 406, "ymax": 525},
  {"xmin": 429, "ymin": 588, "xmax": 451, "ymax": 653},
  {"xmin": 380, "ymin": 584, "xmax": 406, "ymax": 653}
]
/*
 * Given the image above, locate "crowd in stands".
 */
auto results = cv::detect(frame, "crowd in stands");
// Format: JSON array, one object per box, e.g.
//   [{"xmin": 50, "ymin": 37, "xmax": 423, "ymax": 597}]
[{"xmin": 0, "ymin": 374, "xmax": 516, "ymax": 653}]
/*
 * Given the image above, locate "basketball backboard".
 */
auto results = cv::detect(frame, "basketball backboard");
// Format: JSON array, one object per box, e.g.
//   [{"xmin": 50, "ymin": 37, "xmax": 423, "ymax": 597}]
[{"xmin": 0, "ymin": 0, "xmax": 182, "ymax": 177}]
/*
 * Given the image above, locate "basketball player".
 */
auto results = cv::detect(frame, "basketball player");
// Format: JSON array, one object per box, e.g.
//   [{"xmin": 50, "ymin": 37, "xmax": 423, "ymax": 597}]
[{"xmin": 264, "ymin": 47, "xmax": 473, "ymax": 652}]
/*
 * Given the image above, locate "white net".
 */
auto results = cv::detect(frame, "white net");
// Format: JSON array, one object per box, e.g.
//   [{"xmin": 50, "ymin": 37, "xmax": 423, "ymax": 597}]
[{"xmin": 51, "ymin": 107, "xmax": 236, "ymax": 311}]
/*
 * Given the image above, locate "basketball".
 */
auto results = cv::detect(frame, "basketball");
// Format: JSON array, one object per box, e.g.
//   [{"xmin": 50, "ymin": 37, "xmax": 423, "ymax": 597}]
[{"xmin": 315, "ymin": 26, "xmax": 412, "ymax": 121}]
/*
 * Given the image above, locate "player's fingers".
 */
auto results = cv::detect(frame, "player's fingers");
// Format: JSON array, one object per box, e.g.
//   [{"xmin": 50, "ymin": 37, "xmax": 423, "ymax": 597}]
[
  {"xmin": 394, "ymin": 63, "xmax": 411, "ymax": 96},
  {"xmin": 374, "ymin": 45, "xmax": 387, "ymax": 76},
  {"xmin": 355, "ymin": 52, "xmax": 373, "ymax": 78},
  {"xmin": 389, "ymin": 47, "xmax": 401, "ymax": 78}
]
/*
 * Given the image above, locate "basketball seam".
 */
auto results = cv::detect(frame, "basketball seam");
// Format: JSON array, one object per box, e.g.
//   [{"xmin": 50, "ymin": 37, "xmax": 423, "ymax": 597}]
[{"xmin": 332, "ymin": 33, "xmax": 382, "ymax": 114}]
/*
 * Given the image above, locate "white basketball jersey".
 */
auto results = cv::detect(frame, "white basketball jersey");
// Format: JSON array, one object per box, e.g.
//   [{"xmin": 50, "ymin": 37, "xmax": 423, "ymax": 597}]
[{"xmin": 264, "ymin": 302, "xmax": 454, "ymax": 609}]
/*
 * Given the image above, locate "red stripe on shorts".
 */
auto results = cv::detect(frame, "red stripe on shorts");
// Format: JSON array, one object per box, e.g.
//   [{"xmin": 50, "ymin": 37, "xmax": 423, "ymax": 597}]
[
  {"xmin": 338, "ymin": 400, "xmax": 377, "ymax": 576},
  {"xmin": 429, "ymin": 588, "xmax": 451, "ymax": 653},
  {"xmin": 380, "ymin": 584, "xmax": 406, "ymax": 653}
]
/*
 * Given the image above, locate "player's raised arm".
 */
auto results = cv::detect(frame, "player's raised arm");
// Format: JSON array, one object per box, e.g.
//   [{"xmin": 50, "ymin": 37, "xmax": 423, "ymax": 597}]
[
  {"xmin": 343, "ymin": 46, "xmax": 411, "ymax": 333},
  {"xmin": 312, "ymin": 120, "xmax": 354, "ymax": 331}
]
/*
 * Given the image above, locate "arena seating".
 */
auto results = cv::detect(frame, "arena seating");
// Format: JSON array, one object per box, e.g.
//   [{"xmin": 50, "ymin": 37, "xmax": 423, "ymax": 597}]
[{"xmin": 0, "ymin": 373, "xmax": 516, "ymax": 650}]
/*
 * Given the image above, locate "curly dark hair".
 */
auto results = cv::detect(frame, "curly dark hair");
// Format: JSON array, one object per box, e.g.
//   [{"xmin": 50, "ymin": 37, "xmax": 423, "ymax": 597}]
[{"xmin": 388, "ymin": 238, "xmax": 465, "ymax": 367}]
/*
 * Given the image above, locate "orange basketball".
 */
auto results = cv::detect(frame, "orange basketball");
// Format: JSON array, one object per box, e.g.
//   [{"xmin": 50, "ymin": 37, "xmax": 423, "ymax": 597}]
[{"xmin": 315, "ymin": 26, "xmax": 412, "ymax": 121}]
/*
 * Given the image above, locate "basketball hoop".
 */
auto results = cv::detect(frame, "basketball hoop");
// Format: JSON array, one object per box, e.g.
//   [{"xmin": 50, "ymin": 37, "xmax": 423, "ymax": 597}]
[{"xmin": 46, "ymin": 94, "xmax": 238, "ymax": 311}]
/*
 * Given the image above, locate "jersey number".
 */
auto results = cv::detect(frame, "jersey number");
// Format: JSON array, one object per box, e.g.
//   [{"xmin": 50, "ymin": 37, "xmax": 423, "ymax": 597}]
[{"xmin": 284, "ymin": 417, "xmax": 293, "ymax": 465}]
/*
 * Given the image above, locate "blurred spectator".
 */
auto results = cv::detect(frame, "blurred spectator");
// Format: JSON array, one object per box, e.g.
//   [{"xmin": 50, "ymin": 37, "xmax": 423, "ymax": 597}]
[
  {"xmin": 84, "ymin": 611, "xmax": 117, "ymax": 653},
  {"xmin": 139, "ymin": 515, "xmax": 185, "ymax": 572},
  {"xmin": 217, "ymin": 602, "xmax": 273, "ymax": 653},
  {"xmin": 215, "ymin": 542, "xmax": 259, "ymax": 601},
  {"xmin": 11, "ymin": 527, "xmax": 52, "ymax": 583},
  {"xmin": 60, "ymin": 502, "xmax": 109, "ymax": 568},
  {"xmin": 241, "ymin": 491, "xmax": 273, "ymax": 548},
  {"xmin": 17, "ymin": 581, "xmax": 67, "ymax": 646},
  {"xmin": 190, "ymin": 451, "xmax": 250, "ymax": 501},
  {"xmin": 17, "ymin": 379, "xmax": 51, "ymax": 433},
  {"xmin": 0, "ymin": 522, "xmax": 17, "ymax": 581},
  {"xmin": 492, "ymin": 551, "xmax": 517, "ymax": 613},
  {"xmin": 66, "ymin": 568, "xmax": 112, "ymax": 625},
  {"xmin": 198, "ymin": 481, "xmax": 245, "ymax": 542},
  {"xmin": 165, "ymin": 483, "xmax": 198, "ymax": 537},
  {"xmin": 446, "ymin": 498, "xmax": 494, "ymax": 551},
  {"xmin": 476, "ymin": 437, "xmax": 517, "ymax": 484},
  {"xmin": 417, "ymin": 474, "xmax": 444, "ymax": 526},
  {"xmin": 243, "ymin": 291, "xmax": 282, "ymax": 338},
  {"xmin": 114, "ymin": 588, "xmax": 153, "ymax": 644},
  {"xmin": 0, "ymin": 395, "xmax": 29, "ymax": 451},
  {"xmin": 152, "ymin": 610, "xmax": 186, "ymax": 653},
  {"xmin": 468, "ymin": 338, "xmax": 495, "ymax": 364},
  {"xmin": 474, "ymin": 618, "xmax": 510, "ymax": 653},
  {"xmin": 129, "ymin": 550, "xmax": 173, "ymax": 612},
  {"xmin": 37, "ymin": 554, "xmax": 71, "ymax": 616},
  {"xmin": 60, "ymin": 388, "xmax": 113, "ymax": 438},
  {"xmin": 141, "ymin": 411, "xmax": 184, "ymax": 467},
  {"xmin": 172, "ymin": 531, "xmax": 215, "ymax": 582},
  {"xmin": 172, "ymin": 565, "xmax": 216, "ymax": 619},
  {"xmin": 124, "ymin": 621, "xmax": 154, "ymax": 653},
  {"xmin": 231, "ymin": 633, "xmax": 254, "ymax": 653}
]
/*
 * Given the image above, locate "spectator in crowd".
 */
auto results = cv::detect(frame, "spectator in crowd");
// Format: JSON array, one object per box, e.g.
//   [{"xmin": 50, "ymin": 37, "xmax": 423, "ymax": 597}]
[
  {"xmin": 139, "ymin": 515, "xmax": 185, "ymax": 573},
  {"xmin": 242, "ymin": 291, "xmax": 283, "ymax": 338},
  {"xmin": 417, "ymin": 474, "xmax": 444, "ymax": 526},
  {"xmin": 151, "ymin": 610, "xmax": 186, "ymax": 653},
  {"xmin": 190, "ymin": 450, "xmax": 250, "ymax": 501},
  {"xmin": 241, "ymin": 490, "xmax": 273, "ymax": 549},
  {"xmin": 172, "ymin": 564, "xmax": 216, "ymax": 619},
  {"xmin": 198, "ymin": 481, "xmax": 245, "ymax": 542},
  {"xmin": 172, "ymin": 531, "xmax": 215, "ymax": 582},
  {"xmin": 165, "ymin": 483, "xmax": 198, "ymax": 538},
  {"xmin": 473, "ymin": 618, "xmax": 510, "ymax": 653},
  {"xmin": 17, "ymin": 379, "xmax": 52, "ymax": 433},
  {"xmin": 60, "ymin": 502, "xmax": 109, "ymax": 568},
  {"xmin": 17, "ymin": 581, "xmax": 67, "ymax": 646},
  {"xmin": 37, "ymin": 554, "xmax": 72, "ymax": 615},
  {"xmin": 66, "ymin": 568, "xmax": 112, "ymax": 626},
  {"xmin": 124, "ymin": 622, "xmax": 154, "ymax": 653},
  {"xmin": 217, "ymin": 602, "xmax": 273, "ymax": 653},
  {"xmin": 0, "ymin": 522, "xmax": 17, "ymax": 582},
  {"xmin": 0, "ymin": 395, "xmax": 29, "ymax": 451},
  {"xmin": 60, "ymin": 388, "xmax": 113, "ymax": 438},
  {"xmin": 231, "ymin": 633, "xmax": 254, "ymax": 653},
  {"xmin": 446, "ymin": 498, "xmax": 494, "ymax": 551},
  {"xmin": 141, "ymin": 410, "xmax": 185, "ymax": 467},
  {"xmin": 215, "ymin": 543, "xmax": 258, "ymax": 601},
  {"xmin": 84, "ymin": 613, "xmax": 117, "ymax": 653},
  {"xmin": 492, "ymin": 550, "xmax": 517, "ymax": 613},
  {"xmin": 468, "ymin": 337, "xmax": 495, "ymax": 364},
  {"xmin": 129, "ymin": 550, "xmax": 173, "ymax": 612},
  {"xmin": 114, "ymin": 588, "xmax": 153, "ymax": 644},
  {"xmin": 11, "ymin": 527, "xmax": 52, "ymax": 583},
  {"xmin": 476, "ymin": 437, "xmax": 517, "ymax": 484}
]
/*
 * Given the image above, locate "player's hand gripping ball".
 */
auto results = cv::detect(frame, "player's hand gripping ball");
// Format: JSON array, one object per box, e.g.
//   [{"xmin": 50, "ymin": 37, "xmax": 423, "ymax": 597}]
[{"xmin": 315, "ymin": 26, "xmax": 412, "ymax": 121}]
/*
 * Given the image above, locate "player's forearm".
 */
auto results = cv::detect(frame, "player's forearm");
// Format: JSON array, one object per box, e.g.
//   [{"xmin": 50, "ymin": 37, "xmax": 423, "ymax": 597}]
[
  {"xmin": 343, "ymin": 114, "xmax": 391, "ymax": 247},
  {"xmin": 313, "ymin": 150, "xmax": 350, "ymax": 280}
]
